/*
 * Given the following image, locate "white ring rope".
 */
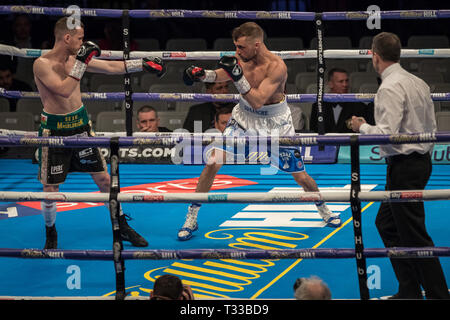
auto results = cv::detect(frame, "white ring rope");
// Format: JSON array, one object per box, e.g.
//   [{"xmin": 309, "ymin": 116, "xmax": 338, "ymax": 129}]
[
  {"xmin": 1, "ymin": 43, "xmax": 450, "ymax": 60},
  {"xmin": 1, "ymin": 189, "xmax": 450, "ymax": 203}
]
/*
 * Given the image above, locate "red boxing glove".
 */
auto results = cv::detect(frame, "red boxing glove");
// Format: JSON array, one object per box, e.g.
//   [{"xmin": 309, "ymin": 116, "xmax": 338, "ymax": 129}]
[
  {"xmin": 125, "ymin": 57, "xmax": 166, "ymax": 77},
  {"xmin": 183, "ymin": 66, "xmax": 205, "ymax": 85},
  {"xmin": 143, "ymin": 57, "xmax": 166, "ymax": 77},
  {"xmin": 183, "ymin": 66, "xmax": 217, "ymax": 86}
]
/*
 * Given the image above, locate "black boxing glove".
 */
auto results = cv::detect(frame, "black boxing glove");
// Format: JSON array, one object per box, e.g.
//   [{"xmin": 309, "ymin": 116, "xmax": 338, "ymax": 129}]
[
  {"xmin": 218, "ymin": 56, "xmax": 250, "ymax": 94},
  {"xmin": 124, "ymin": 57, "xmax": 166, "ymax": 77},
  {"xmin": 183, "ymin": 66, "xmax": 217, "ymax": 86},
  {"xmin": 69, "ymin": 41, "xmax": 101, "ymax": 81}
]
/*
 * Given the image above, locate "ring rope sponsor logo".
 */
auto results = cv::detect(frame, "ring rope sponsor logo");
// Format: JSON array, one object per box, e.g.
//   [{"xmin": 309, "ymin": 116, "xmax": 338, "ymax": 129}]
[
  {"xmin": 389, "ymin": 132, "xmax": 436, "ymax": 143},
  {"xmin": 20, "ymin": 137, "xmax": 64, "ymax": 146},
  {"xmin": 20, "ymin": 249, "xmax": 65, "ymax": 259},
  {"xmin": 207, "ymin": 194, "xmax": 228, "ymax": 202}
]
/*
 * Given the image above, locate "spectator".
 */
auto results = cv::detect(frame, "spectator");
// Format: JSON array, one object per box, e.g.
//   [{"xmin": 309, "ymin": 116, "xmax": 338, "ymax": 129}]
[
  {"xmin": 310, "ymin": 68, "xmax": 374, "ymax": 133},
  {"xmin": 10, "ymin": 14, "xmax": 40, "ymax": 49},
  {"xmin": 183, "ymin": 81, "xmax": 234, "ymax": 132},
  {"xmin": 213, "ymin": 105, "xmax": 233, "ymax": 133},
  {"xmin": 150, "ymin": 274, "xmax": 194, "ymax": 300},
  {"xmin": 136, "ymin": 105, "xmax": 171, "ymax": 132},
  {"xmin": 7, "ymin": 15, "xmax": 45, "ymax": 85},
  {"xmin": 0, "ymin": 56, "xmax": 32, "ymax": 111},
  {"xmin": 99, "ymin": 21, "xmax": 138, "ymax": 51},
  {"xmin": 293, "ymin": 276, "xmax": 332, "ymax": 300}
]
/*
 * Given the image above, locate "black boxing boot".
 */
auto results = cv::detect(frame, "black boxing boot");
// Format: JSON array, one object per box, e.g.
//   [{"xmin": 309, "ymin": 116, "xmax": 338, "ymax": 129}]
[
  {"xmin": 119, "ymin": 214, "xmax": 148, "ymax": 247},
  {"xmin": 44, "ymin": 224, "xmax": 57, "ymax": 249}
]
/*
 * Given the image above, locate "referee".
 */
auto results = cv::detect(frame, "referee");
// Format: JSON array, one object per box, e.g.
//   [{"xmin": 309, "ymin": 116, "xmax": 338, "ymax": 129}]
[{"xmin": 351, "ymin": 32, "xmax": 449, "ymax": 299}]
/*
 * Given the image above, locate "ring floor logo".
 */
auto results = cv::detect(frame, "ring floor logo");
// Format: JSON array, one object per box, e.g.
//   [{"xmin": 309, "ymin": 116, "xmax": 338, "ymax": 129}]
[
  {"xmin": 0, "ymin": 175, "xmax": 257, "ymax": 220},
  {"xmin": 103, "ymin": 184, "xmax": 378, "ymax": 299}
]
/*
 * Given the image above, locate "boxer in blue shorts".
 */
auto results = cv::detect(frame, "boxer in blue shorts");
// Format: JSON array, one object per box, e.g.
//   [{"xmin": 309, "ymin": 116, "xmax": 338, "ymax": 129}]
[{"xmin": 179, "ymin": 22, "xmax": 341, "ymax": 241}]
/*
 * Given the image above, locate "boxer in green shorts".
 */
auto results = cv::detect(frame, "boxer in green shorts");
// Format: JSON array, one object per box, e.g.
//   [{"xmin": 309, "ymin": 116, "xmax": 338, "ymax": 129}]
[
  {"xmin": 33, "ymin": 16, "xmax": 165, "ymax": 249},
  {"xmin": 38, "ymin": 105, "xmax": 106, "ymax": 185}
]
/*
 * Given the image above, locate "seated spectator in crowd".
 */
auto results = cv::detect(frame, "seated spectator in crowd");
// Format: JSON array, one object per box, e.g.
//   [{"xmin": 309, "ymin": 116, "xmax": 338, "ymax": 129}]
[
  {"xmin": 136, "ymin": 105, "xmax": 171, "ymax": 132},
  {"xmin": 183, "ymin": 81, "xmax": 234, "ymax": 132},
  {"xmin": 8, "ymin": 14, "xmax": 43, "ymax": 49},
  {"xmin": 150, "ymin": 274, "xmax": 194, "ymax": 300},
  {"xmin": 212, "ymin": 105, "xmax": 233, "ymax": 133},
  {"xmin": 99, "ymin": 21, "xmax": 138, "ymax": 51},
  {"xmin": 293, "ymin": 276, "xmax": 332, "ymax": 300},
  {"xmin": 310, "ymin": 68, "xmax": 375, "ymax": 133},
  {"xmin": 6, "ymin": 15, "xmax": 47, "ymax": 86},
  {"xmin": 0, "ymin": 56, "xmax": 32, "ymax": 111}
]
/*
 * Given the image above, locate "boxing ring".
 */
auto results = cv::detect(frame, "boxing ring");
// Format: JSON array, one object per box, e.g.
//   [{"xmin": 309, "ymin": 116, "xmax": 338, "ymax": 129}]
[{"xmin": 0, "ymin": 6, "xmax": 450, "ymax": 301}]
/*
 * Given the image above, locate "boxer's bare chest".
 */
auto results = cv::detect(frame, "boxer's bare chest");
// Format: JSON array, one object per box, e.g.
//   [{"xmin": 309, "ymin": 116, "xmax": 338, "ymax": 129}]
[{"xmin": 241, "ymin": 62, "xmax": 268, "ymax": 88}]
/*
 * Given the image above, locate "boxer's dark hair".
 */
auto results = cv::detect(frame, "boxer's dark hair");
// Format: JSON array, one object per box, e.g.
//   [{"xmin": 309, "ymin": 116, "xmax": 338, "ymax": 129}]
[
  {"xmin": 372, "ymin": 32, "xmax": 401, "ymax": 62},
  {"xmin": 232, "ymin": 22, "xmax": 264, "ymax": 42},
  {"xmin": 215, "ymin": 105, "xmax": 233, "ymax": 122},
  {"xmin": 151, "ymin": 274, "xmax": 183, "ymax": 300},
  {"xmin": 327, "ymin": 68, "xmax": 348, "ymax": 81}
]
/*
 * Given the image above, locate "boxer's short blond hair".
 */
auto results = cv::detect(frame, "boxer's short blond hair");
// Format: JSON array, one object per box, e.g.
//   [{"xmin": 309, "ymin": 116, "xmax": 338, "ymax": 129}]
[{"xmin": 54, "ymin": 16, "xmax": 84, "ymax": 39}]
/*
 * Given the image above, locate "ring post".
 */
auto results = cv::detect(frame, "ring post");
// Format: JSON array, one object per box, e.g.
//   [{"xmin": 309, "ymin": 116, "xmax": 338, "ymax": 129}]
[
  {"xmin": 109, "ymin": 137, "xmax": 126, "ymax": 300},
  {"xmin": 314, "ymin": 13, "xmax": 326, "ymax": 140},
  {"xmin": 350, "ymin": 135, "xmax": 370, "ymax": 299},
  {"xmin": 122, "ymin": 9, "xmax": 133, "ymax": 137}
]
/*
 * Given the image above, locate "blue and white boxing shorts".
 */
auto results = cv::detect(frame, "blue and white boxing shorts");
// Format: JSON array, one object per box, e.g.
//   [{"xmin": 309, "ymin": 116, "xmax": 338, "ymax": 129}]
[{"xmin": 211, "ymin": 96, "xmax": 305, "ymax": 173}]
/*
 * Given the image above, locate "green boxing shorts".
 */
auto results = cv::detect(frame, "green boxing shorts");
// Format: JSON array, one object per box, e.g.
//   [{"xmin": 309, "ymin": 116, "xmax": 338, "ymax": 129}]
[{"xmin": 38, "ymin": 105, "xmax": 107, "ymax": 185}]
